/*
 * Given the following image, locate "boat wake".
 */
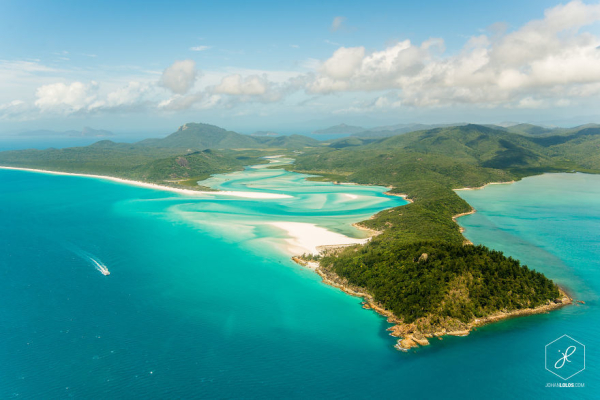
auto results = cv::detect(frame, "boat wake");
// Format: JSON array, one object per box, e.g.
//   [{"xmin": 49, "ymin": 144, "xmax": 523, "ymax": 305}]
[
  {"xmin": 89, "ymin": 256, "xmax": 110, "ymax": 276},
  {"xmin": 64, "ymin": 243, "xmax": 110, "ymax": 276}
]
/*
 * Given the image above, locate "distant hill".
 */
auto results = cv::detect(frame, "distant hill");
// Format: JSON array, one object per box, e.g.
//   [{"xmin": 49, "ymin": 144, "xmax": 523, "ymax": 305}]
[
  {"xmin": 291, "ymin": 123, "xmax": 589, "ymax": 346},
  {"xmin": 312, "ymin": 123, "xmax": 366, "ymax": 135},
  {"xmin": 72, "ymin": 127, "xmax": 115, "ymax": 137},
  {"xmin": 350, "ymin": 122, "xmax": 600, "ymax": 141},
  {"xmin": 137, "ymin": 123, "xmax": 320, "ymax": 150},
  {"xmin": 136, "ymin": 123, "xmax": 263, "ymax": 150},
  {"xmin": 503, "ymin": 123, "xmax": 554, "ymax": 136},
  {"xmin": 1, "ymin": 120, "xmax": 596, "ymax": 346},
  {"xmin": 328, "ymin": 137, "xmax": 376, "ymax": 148},
  {"xmin": 352, "ymin": 123, "xmax": 467, "ymax": 138},
  {"xmin": 253, "ymin": 134, "xmax": 321, "ymax": 149},
  {"xmin": 250, "ymin": 131, "xmax": 280, "ymax": 137}
]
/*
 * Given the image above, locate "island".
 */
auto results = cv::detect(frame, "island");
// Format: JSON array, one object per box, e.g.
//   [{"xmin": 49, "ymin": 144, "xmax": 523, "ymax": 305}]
[{"xmin": 2, "ymin": 122, "xmax": 598, "ymax": 350}]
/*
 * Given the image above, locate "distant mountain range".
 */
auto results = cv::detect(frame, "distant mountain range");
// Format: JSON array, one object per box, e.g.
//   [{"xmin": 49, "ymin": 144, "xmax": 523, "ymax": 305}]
[
  {"xmin": 312, "ymin": 123, "xmax": 367, "ymax": 135},
  {"xmin": 18, "ymin": 127, "xmax": 115, "ymax": 138},
  {"xmin": 312, "ymin": 121, "xmax": 600, "ymax": 140},
  {"xmin": 136, "ymin": 123, "xmax": 319, "ymax": 150},
  {"xmin": 1, "ymin": 120, "xmax": 597, "ymax": 347}
]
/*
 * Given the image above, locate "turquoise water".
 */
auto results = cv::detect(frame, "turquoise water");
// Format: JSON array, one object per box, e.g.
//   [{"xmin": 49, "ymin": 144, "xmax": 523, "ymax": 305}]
[
  {"xmin": 456, "ymin": 173, "xmax": 600, "ymax": 398},
  {"xmin": 1, "ymin": 165, "xmax": 598, "ymax": 399}
]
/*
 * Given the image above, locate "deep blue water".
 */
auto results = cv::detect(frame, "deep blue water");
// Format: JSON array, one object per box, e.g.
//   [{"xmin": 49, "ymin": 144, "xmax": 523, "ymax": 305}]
[{"xmin": 0, "ymin": 168, "xmax": 598, "ymax": 399}]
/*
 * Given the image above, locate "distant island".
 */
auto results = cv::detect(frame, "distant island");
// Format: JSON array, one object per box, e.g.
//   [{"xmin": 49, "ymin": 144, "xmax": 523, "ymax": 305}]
[
  {"xmin": 2, "ymin": 121, "xmax": 596, "ymax": 350},
  {"xmin": 18, "ymin": 126, "xmax": 115, "ymax": 138},
  {"xmin": 72, "ymin": 126, "xmax": 115, "ymax": 137},
  {"xmin": 312, "ymin": 123, "xmax": 367, "ymax": 135}
]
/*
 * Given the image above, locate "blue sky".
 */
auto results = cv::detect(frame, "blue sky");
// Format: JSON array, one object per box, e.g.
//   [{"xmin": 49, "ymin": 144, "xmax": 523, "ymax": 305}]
[{"xmin": 1, "ymin": 0, "xmax": 600, "ymax": 135}]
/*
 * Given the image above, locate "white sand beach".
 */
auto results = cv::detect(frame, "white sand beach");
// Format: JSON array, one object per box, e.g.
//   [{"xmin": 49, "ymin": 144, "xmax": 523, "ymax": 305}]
[
  {"xmin": 0, "ymin": 166, "xmax": 292, "ymax": 199},
  {"xmin": 269, "ymin": 221, "xmax": 369, "ymax": 255},
  {"xmin": 454, "ymin": 181, "xmax": 516, "ymax": 191}
]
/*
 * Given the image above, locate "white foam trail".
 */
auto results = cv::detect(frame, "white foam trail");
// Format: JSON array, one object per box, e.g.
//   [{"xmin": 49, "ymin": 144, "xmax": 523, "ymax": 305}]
[
  {"xmin": 63, "ymin": 242, "xmax": 110, "ymax": 276},
  {"xmin": 88, "ymin": 256, "xmax": 110, "ymax": 276}
]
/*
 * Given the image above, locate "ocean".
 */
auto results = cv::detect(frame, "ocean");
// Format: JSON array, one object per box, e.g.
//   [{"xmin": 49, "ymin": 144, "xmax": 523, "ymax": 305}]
[{"xmin": 0, "ymin": 165, "xmax": 598, "ymax": 399}]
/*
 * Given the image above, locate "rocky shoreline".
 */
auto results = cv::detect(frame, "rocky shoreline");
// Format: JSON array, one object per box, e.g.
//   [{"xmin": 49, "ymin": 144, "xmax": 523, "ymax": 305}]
[
  {"xmin": 351, "ymin": 222, "xmax": 382, "ymax": 238},
  {"xmin": 383, "ymin": 190, "xmax": 414, "ymax": 203},
  {"xmin": 291, "ymin": 180, "xmax": 573, "ymax": 352},
  {"xmin": 452, "ymin": 209, "xmax": 476, "ymax": 245},
  {"xmin": 454, "ymin": 180, "xmax": 516, "ymax": 191},
  {"xmin": 295, "ymin": 260, "xmax": 573, "ymax": 352}
]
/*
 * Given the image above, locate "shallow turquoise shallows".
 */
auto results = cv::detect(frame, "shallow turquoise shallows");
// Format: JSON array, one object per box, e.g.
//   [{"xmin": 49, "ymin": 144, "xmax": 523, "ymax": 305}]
[{"xmin": 0, "ymin": 166, "xmax": 598, "ymax": 399}]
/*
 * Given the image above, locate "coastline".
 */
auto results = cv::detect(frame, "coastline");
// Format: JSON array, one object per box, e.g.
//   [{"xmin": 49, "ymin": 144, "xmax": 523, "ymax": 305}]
[
  {"xmin": 8, "ymin": 165, "xmax": 570, "ymax": 352},
  {"xmin": 351, "ymin": 222, "xmax": 382, "ymax": 237},
  {"xmin": 0, "ymin": 166, "xmax": 292, "ymax": 200},
  {"xmin": 1, "ymin": 165, "xmax": 386, "ymax": 260},
  {"xmin": 298, "ymin": 261, "xmax": 573, "ymax": 352},
  {"xmin": 383, "ymin": 190, "xmax": 414, "ymax": 203},
  {"xmin": 268, "ymin": 221, "xmax": 369, "ymax": 255},
  {"xmin": 452, "ymin": 209, "xmax": 476, "ymax": 244},
  {"xmin": 451, "ymin": 179, "xmax": 518, "ymax": 242},
  {"xmin": 454, "ymin": 180, "xmax": 516, "ymax": 191},
  {"xmin": 293, "ymin": 178, "xmax": 573, "ymax": 352}
]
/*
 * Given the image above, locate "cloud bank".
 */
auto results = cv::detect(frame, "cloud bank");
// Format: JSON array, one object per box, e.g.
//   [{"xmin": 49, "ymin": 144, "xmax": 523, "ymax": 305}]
[{"xmin": 3, "ymin": 1, "xmax": 600, "ymax": 121}]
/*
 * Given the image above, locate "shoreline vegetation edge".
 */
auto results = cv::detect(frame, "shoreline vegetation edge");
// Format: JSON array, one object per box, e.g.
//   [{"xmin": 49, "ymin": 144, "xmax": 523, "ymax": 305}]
[
  {"xmin": 1, "ymin": 165, "xmax": 573, "ymax": 352},
  {"xmin": 294, "ymin": 178, "xmax": 574, "ymax": 351}
]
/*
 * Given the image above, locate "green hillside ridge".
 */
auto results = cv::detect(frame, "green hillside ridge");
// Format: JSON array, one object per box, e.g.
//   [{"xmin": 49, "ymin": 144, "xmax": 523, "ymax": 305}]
[
  {"xmin": 136, "ymin": 122, "xmax": 321, "ymax": 151},
  {"xmin": 293, "ymin": 123, "xmax": 598, "ymax": 348},
  {"xmin": 352, "ymin": 123, "xmax": 468, "ymax": 139},
  {"xmin": 0, "ymin": 144, "xmax": 260, "ymax": 189},
  {"xmin": 136, "ymin": 123, "xmax": 262, "ymax": 150},
  {"xmin": 1, "ymin": 121, "xmax": 596, "ymax": 350},
  {"xmin": 0, "ymin": 123, "xmax": 322, "ymax": 189}
]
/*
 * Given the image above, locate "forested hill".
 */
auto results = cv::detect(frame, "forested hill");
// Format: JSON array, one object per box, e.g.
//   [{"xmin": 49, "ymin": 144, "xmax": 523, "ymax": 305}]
[
  {"xmin": 293, "ymin": 123, "xmax": 595, "ymax": 348},
  {"xmin": 136, "ymin": 122, "xmax": 320, "ymax": 150},
  {"xmin": 0, "ymin": 121, "xmax": 595, "ymax": 349},
  {"xmin": 0, "ymin": 122, "xmax": 322, "ymax": 189}
]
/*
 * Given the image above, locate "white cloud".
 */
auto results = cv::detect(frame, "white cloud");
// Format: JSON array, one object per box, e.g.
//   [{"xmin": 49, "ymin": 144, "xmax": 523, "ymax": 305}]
[
  {"xmin": 159, "ymin": 60, "xmax": 198, "ymax": 94},
  {"xmin": 4, "ymin": 0, "xmax": 600, "ymax": 121},
  {"xmin": 0, "ymin": 100, "xmax": 30, "ymax": 120},
  {"xmin": 34, "ymin": 81, "xmax": 99, "ymax": 113},
  {"xmin": 515, "ymin": 97, "xmax": 546, "ymax": 109},
  {"xmin": 87, "ymin": 81, "xmax": 152, "ymax": 111},
  {"xmin": 213, "ymin": 74, "xmax": 267, "ymax": 95},
  {"xmin": 159, "ymin": 93, "xmax": 221, "ymax": 111},
  {"xmin": 330, "ymin": 16, "xmax": 346, "ymax": 32},
  {"xmin": 321, "ymin": 46, "xmax": 365, "ymax": 80},
  {"xmin": 307, "ymin": 0, "xmax": 600, "ymax": 109},
  {"xmin": 0, "ymin": 59, "xmax": 61, "ymax": 75},
  {"xmin": 190, "ymin": 45, "xmax": 212, "ymax": 51}
]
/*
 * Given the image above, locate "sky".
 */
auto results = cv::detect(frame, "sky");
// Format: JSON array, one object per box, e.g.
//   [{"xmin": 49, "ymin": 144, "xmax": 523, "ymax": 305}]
[{"xmin": 1, "ymin": 0, "xmax": 600, "ymax": 136}]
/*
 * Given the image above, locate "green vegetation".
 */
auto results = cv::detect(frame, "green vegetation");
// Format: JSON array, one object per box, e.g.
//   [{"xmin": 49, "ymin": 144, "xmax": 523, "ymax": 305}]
[
  {"xmin": 1, "ymin": 121, "xmax": 594, "ymax": 338},
  {"xmin": 0, "ymin": 123, "xmax": 322, "ymax": 189},
  {"xmin": 0, "ymin": 142, "xmax": 266, "ymax": 189},
  {"xmin": 137, "ymin": 122, "xmax": 321, "ymax": 150},
  {"xmin": 291, "ymin": 123, "xmax": 598, "ymax": 334},
  {"xmin": 321, "ymin": 241, "xmax": 559, "ymax": 328}
]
